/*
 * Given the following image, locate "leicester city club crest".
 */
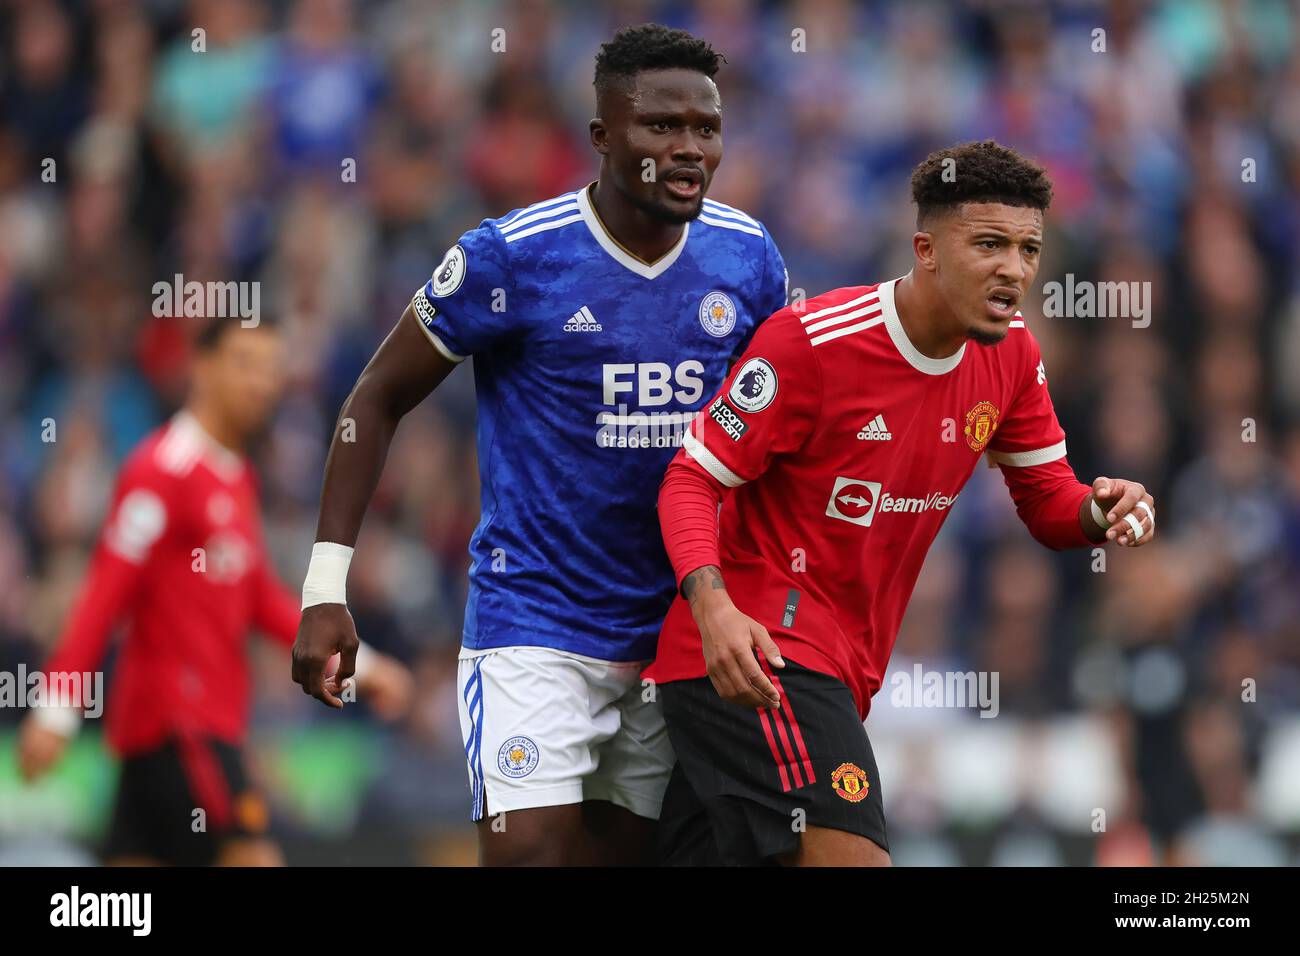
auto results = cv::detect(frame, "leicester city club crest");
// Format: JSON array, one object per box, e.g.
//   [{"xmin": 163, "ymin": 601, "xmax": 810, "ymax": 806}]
[
  {"xmin": 498, "ymin": 735, "xmax": 540, "ymax": 778},
  {"xmin": 699, "ymin": 291, "xmax": 737, "ymax": 337}
]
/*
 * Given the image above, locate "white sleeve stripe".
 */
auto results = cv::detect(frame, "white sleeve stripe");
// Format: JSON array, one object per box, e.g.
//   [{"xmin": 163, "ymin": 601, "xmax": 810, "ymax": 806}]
[
  {"xmin": 503, "ymin": 212, "xmax": 585, "ymax": 243},
  {"xmin": 498, "ymin": 202, "xmax": 579, "ymax": 234},
  {"xmin": 809, "ymin": 314, "xmax": 886, "ymax": 346},
  {"xmin": 410, "ymin": 311, "xmax": 466, "ymax": 363},
  {"xmin": 798, "ymin": 291, "xmax": 879, "ymax": 324},
  {"xmin": 988, "ymin": 440, "xmax": 1067, "ymax": 467},
  {"xmin": 683, "ymin": 432, "xmax": 746, "ymax": 488},
  {"xmin": 697, "ymin": 215, "xmax": 764, "ymax": 237},
  {"xmin": 701, "ymin": 200, "xmax": 761, "ymax": 228},
  {"xmin": 804, "ymin": 302, "xmax": 882, "ymax": 335},
  {"xmin": 497, "ymin": 191, "xmax": 580, "ymax": 227}
]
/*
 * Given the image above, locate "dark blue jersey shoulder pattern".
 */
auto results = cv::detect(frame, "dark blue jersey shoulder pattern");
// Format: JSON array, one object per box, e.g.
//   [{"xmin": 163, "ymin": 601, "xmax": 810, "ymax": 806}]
[{"xmin": 415, "ymin": 186, "xmax": 787, "ymax": 661}]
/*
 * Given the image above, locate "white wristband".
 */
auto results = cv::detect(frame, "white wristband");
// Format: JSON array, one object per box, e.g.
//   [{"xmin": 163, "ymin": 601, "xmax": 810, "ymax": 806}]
[
  {"xmin": 302, "ymin": 542, "xmax": 354, "ymax": 610},
  {"xmin": 1090, "ymin": 498, "xmax": 1108, "ymax": 529},
  {"xmin": 31, "ymin": 703, "xmax": 83, "ymax": 738}
]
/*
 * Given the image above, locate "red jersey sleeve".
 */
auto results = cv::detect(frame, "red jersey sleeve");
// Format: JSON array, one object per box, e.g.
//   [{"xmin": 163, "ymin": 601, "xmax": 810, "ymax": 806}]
[
  {"xmin": 251, "ymin": 556, "xmax": 301, "ymax": 647},
  {"xmin": 43, "ymin": 454, "xmax": 174, "ymax": 682},
  {"xmin": 988, "ymin": 329, "xmax": 1092, "ymax": 550},
  {"xmin": 658, "ymin": 456, "xmax": 726, "ymax": 591},
  {"xmin": 680, "ymin": 308, "xmax": 823, "ymax": 488}
]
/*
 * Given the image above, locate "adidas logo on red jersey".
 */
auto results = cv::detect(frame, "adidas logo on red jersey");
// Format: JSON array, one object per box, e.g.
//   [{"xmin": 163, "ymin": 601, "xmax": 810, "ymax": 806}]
[{"xmin": 856, "ymin": 414, "xmax": 892, "ymax": 440}]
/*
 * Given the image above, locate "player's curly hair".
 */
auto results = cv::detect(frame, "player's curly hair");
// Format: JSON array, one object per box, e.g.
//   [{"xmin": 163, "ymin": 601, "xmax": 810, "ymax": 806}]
[
  {"xmin": 594, "ymin": 23, "xmax": 723, "ymax": 99},
  {"xmin": 910, "ymin": 140, "xmax": 1053, "ymax": 226}
]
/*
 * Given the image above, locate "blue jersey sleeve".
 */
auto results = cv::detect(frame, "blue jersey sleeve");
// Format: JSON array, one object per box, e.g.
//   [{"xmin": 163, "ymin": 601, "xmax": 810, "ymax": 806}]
[
  {"xmin": 760, "ymin": 226, "xmax": 789, "ymax": 320},
  {"xmin": 410, "ymin": 223, "xmax": 516, "ymax": 362},
  {"xmin": 728, "ymin": 226, "xmax": 788, "ymax": 365}
]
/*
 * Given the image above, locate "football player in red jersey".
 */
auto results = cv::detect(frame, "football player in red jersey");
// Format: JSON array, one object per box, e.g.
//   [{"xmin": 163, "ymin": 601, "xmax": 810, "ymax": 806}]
[
  {"xmin": 18, "ymin": 316, "xmax": 412, "ymax": 866},
  {"xmin": 648, "ymin": 141, "xmax": 1156, "ymax": 866}
]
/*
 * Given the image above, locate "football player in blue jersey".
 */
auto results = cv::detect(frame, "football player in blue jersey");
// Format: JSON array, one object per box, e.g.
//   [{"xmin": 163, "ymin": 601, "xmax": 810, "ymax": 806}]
[{"xmin": 292, "ymin": 23, "xmax": 787, "ymax": 865}]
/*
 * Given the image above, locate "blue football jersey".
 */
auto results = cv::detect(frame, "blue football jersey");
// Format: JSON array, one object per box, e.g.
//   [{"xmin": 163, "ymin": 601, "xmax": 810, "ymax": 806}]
[{"xmin": 414, "ymin": 184, "xmax": 787, "ymax": 661}]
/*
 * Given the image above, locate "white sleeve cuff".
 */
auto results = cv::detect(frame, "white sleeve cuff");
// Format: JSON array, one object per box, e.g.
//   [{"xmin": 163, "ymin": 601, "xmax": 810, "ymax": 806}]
[
  {"xmin": 987, "ymin": 440, "xmax": 1067, "ymax": 468},
  {"xmin": 31, "ymin": 704, "xmax": 83, "ymax": 738},
  {"xmin": 682, "ymin": 432, "xmax": 746, "ymax": 488}
]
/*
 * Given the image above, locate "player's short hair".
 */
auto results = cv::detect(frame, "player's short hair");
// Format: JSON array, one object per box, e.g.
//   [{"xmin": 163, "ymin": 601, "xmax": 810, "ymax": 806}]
[
  {"xmin": 593, "ymin": 23, "xmax": 723, "ymax": 100},
  {"xmin": 910, "ymin": 140, "xmax": 1053, "ymax": 227},
  {"xmin": 194, "ymin": 314, "xmax": 278, "ymax": 352}
]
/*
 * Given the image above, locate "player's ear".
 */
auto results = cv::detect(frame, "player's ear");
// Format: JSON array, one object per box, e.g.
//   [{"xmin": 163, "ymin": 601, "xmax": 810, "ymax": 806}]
[
  {"xmin": 913, "ymin": 231, "xmax": 938, "ymax": 272},
  {"xmin": 590, "ymin": 117, "xmax": 609, "ymax": 155}
]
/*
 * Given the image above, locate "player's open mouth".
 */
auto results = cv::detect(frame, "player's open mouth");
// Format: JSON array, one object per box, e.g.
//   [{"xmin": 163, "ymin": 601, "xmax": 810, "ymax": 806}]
[
  {"xmin": 665, "ymin": 169, "xmax": 703, "ymax": 199},
  {"xmin": 986, "ymin": 290, "xmax": 1018, "ymax": 319}
]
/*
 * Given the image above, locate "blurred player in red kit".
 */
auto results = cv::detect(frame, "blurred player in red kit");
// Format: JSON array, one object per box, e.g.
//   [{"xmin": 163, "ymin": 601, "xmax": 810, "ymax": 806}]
[
  {"xmin": 17, "ymin": 316, "xmax": 412, "ymax": 866},
  {"xmin": 649, "ymin": 141, "xmax": 1158, "ymax": 866}
]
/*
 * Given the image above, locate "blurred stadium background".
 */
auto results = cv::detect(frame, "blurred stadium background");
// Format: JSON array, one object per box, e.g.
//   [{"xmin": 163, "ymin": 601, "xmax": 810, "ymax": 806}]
[{"xmin": 1, "ymin": 0, "xmax": 1299, "ymax": 866}]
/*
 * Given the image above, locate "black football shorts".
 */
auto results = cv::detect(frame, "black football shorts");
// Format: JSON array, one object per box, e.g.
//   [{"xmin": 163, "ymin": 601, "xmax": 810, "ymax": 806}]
[
  {"xmin": 657, "ymin": 659, "xmax": 887, "ymax": 865},
  {"xmin": 103, "ymin": 735, "xmax": 270, "ymax": 866}
]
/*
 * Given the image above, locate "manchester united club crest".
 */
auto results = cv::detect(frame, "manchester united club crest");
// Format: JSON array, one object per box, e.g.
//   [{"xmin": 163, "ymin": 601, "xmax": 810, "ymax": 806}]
[
  {"xmin": 831, "ymin": 761, "xmax": 870, "ymax": 803},
  {"xmin": 963, "ymin": 400, "xmax": 1000, "ymax": 452}
]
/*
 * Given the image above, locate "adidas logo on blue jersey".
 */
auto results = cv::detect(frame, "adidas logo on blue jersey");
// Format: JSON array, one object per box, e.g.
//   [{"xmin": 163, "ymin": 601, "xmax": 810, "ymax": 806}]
[
  {"xmin": 564, "ymin": 306, "xmax": 602, "ymax": 332},
  {"xmin": 857, "ymin": 414, "xmax": 892, "ymax": 440}
]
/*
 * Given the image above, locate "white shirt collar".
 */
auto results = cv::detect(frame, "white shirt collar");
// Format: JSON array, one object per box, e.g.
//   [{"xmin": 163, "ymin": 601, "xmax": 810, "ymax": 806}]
[
  {"xmin": 172, "ymin": 410, "xmax": 245, "ymax": 480},
  {"xmin": 576, "ymin": 183, "xmax": 690, "ymax": 281},
  {"xmin": 878, "ymin": 273, "xmax": 966, "ymax": 375}
]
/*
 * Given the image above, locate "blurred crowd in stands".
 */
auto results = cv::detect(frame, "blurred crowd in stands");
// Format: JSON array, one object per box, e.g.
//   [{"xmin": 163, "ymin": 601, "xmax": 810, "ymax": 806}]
[{"xmin": 1, "ymin": 0, "xmax": 1298, "ymax": 864}]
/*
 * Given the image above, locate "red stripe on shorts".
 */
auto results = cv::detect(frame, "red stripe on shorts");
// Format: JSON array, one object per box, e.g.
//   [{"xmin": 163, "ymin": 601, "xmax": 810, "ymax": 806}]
[
  {"xmin": 177, "ymin": 734, "xmax": 233, "ymax": 828},
  {"xmin": 756, "ymin": 707, "xmax": 792, "ymax": 792},
  {"xmin": 762, "ymin": 656, "xmax": 816, "ymax": 786}
]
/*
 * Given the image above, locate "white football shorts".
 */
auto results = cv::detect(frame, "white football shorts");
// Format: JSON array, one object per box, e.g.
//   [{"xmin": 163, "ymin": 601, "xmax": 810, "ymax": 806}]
[{"xmin": 456, "ymin": 645, "xmax": 675, "ymax": 822}]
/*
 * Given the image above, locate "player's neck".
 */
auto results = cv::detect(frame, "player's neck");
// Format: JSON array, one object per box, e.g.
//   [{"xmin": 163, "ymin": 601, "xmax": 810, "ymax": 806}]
[
  {"xmin": 185, "ymin": 402, "xmax": 244, "ymax": 456},
  {"xmin": 892, "ymin": 272, "xmax": 966, "ymax": 360},
  {"xmin": 589, "ymin": 180, "xmax": 685, "ymax": 265}
]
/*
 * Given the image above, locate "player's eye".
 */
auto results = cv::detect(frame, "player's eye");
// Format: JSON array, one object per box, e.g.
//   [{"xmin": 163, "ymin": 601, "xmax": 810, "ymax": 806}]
[
  {"xmin": 1024, "ymin": 245, "xmax": 1040, "ymax": 257},
  {"xmin": 699, "ymin": 124, "xmax": 714, "ymax": 135},
  {"xmin": 979, "ymin": 239, "xmax": 999, "ymax": 249},
  {"xmin": 652, "ymin": 120, "xmax": 672, "ymax": 132}
]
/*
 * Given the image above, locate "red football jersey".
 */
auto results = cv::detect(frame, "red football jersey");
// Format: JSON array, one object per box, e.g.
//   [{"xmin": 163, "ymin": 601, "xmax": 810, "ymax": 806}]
[
  {"xmin": 41, "ymin": 412, "xmax": 300, "ymax": 754},
  {"xmin": 647, "ymin": 277, "xmax": 1093, "ymax": 717}
]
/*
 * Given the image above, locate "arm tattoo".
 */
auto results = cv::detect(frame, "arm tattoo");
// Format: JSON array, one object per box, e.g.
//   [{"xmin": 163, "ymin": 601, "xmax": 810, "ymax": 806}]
[{"xmin": 682, "ymin": 565, "xmax": 727, "ymax": 604}]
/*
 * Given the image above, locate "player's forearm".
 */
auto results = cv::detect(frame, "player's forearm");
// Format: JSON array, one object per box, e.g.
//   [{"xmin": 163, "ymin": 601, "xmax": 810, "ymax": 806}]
[
  {"xmin": 998, "ymin": 457, "xmax": 1095, "ymax": 550},
  {"xmin": 658, "ymin": 456, "xmax": 725, "ymax": 594},
  {"xmin": 1027, "ymin": 482, "xmax": 1095, "ymax": 550},
  {"xmin": 681, "ymin": 564, "xmax": 730, "ymax": 612},
  {"xmin": 36, "ymin": 552, "xmax": 137, "ymax": 733},
  {"xmin": 314, "ymin": 307, "xmax": 453, "ymax": 546},
  {"xmin": 1023, "ymin": 485, "xmax": 1095, "ymax": 549},
  {"xmin": 45, "ymin": 552, "xmax": 138, "ymax": 677},
  {"xmin": 313, "ymin": 385, "xmax": 401, "ymax": 546}
]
